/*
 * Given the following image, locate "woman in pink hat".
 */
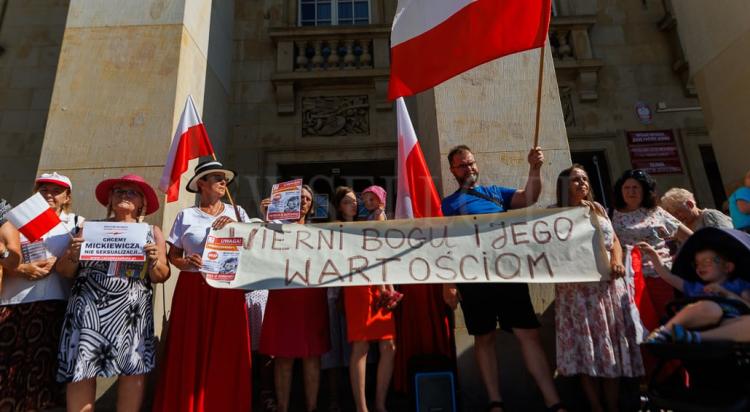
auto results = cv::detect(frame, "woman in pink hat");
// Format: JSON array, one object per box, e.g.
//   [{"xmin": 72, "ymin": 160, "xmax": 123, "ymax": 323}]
[
  {"xmin": 153, "ymin": 160, "xmax": 254, "ymax": 412},
  {"xmin": 0, "ymin": 172, "xmax": 83, "ymax": 410},
  {"xmin": 54, "ymin": 174, "xmax": 170, "ymax": 412}
]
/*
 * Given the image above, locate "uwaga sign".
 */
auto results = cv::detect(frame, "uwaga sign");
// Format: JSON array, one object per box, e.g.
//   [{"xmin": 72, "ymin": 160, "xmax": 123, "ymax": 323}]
[{"xmin": 204, "ymin": 207, "xmax": 610, "ymax": 290}]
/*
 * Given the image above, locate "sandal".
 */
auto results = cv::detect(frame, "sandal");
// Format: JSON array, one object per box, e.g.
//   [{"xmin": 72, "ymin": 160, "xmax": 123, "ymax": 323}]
[
  {"xmin": 672, "ymin": 324, "xmax": 702, "ymax": 343},
  {"xmin": 487, "ymin": 400, "xmax": 504, "ymax": 411},
  {"xmin": 644, "ymin": 325, "xmax": 671, "ymax": 344}
]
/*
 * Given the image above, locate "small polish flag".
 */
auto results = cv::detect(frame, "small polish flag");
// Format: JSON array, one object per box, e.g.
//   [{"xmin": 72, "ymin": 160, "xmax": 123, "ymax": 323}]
[
  {"xmin": 7, "ymin": 193, "xmax": 61, "ymax": 242},
  {"xmin": 394, "ymin": 97, "xmax": 442, "ymax": 219},
  {"xmin": 159, "ymin": 95, "xmax": 215, "ymax": 202}
]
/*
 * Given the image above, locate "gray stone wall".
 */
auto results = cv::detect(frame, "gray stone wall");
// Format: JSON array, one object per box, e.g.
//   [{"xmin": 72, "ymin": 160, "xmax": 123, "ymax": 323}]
[{"xmin": 0, "ymin": 0, "xmax": 68, "ymax": 204}]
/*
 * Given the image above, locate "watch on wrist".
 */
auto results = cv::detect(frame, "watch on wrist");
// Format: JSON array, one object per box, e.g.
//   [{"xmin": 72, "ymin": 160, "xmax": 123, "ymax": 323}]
[{"xmin": 0, "ymin": 247, "xmax": 9, "ymax": 260}]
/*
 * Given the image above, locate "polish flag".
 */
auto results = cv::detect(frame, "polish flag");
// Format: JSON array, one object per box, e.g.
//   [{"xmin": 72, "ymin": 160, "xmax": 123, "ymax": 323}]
[
  {"xmin": 388, "ymin": 0, "xmax": 552, "ymax": 100},
  {"xmin": 393, "ymin": 97, "xmax": 454, "ymax": 393},
  {"xmin": 395, "ymin": 97, "xmax": 442, "ymax": 219},
  {"xmin": 159, "ymin": 95, "xmax": 215, "ymax": 202},
  {"xmin": 6, "ymin": 193, "xmax": 61, "ymax": 242}
]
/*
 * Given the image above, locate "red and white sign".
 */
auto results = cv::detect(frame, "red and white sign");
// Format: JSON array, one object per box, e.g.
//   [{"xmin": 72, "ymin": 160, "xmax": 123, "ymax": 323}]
[
  {"xmin": 266, "ymin": 179, "xmax": 303, "ymax": 222},
  {"xmin": 159, "ymin": 95, "xmax": 215, "ymax": 202},
  {"xmin": 201, "ymin": 235, "xmax": 243, "ymax": 282},
  {"xmin": 6, "ymin": 193, "xmax": 61, "ymax": 242},
  {"xmin": 627, "ymin": 130, "xmax": 683, "ymax": 175},
  {"xmin": 388, "ymin": 0, "xmax": 552, "ymax": 99},
  {"xmin": 80, "ymin": 222, "xmax": 149, "ymax": 262}
]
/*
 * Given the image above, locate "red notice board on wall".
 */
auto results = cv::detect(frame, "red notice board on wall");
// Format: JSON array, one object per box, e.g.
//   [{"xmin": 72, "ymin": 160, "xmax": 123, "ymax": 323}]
[{"xmin": 626, "ymin": 130, "xmax": 683, "ymax": 175}]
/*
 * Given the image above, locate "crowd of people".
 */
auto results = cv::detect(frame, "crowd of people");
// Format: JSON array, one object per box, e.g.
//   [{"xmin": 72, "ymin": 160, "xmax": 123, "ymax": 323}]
[{"xmin": 0, "ymin": 148, "xmax": 749, "ymax": 412}]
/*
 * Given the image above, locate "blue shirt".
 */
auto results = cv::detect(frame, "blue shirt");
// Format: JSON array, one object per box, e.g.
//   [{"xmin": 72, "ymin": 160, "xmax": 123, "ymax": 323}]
[
  {"xmin": 729, "ymin": 187, "xmax": 750, "ymax": 230},
  {"xmin": 682, "ymin": 277, "xmax": 750, "ymax": 298},
  {"xmin": 441, "ymin": 185, "xmax": 517, "ymax": 216}
]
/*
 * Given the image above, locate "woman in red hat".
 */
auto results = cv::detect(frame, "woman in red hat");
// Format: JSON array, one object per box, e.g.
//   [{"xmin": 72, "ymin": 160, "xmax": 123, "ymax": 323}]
[
  {"xmin": 153, "ymin": 160, "xmax": 254, "ymax": 412},
  {"xmin": 55, "ymin": 174, "xmax": 170, "ymax": 412},
  {"xmin": 0, "ymin": 173, "xmax": 82, "ymax": 411}
]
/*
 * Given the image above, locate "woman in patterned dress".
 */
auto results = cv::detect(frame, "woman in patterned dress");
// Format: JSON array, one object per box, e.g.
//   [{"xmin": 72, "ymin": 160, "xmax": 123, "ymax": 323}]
[
  {"xmin": 611, "ymin": 169, "xmax": 692, "ymax": 322},
  {"xmin": 55, "ymin": 174, "xmax": 170, "ymax": 412},
  {"xmin": 1, "ymin": 173, "xmax": 82, "ymax": 411},
  {"xmin": 554, "ymin": 165, "xmax": 644, "ymax": 412}
]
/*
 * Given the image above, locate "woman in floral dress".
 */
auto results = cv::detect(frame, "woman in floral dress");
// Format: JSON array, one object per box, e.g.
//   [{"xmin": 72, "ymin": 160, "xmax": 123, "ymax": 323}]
[{"xmin": 554, "ymin": 165, "xmax": 644, "ymax": 412}]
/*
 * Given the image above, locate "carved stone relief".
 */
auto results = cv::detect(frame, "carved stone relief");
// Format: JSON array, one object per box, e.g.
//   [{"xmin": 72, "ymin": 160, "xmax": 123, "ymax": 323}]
[{"xmin": 302, "ymin": 95, "xmax": 370, "ymax": 137}]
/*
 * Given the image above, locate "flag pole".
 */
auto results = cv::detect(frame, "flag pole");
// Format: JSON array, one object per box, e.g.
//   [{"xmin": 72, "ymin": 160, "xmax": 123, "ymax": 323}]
[
  {"xmin": 210, "ymin": 153, "xmax": 242, "ymax": 221},
  {"xmin": 532, "ymin": 43, "xmax": 546, "ymax": 148}
]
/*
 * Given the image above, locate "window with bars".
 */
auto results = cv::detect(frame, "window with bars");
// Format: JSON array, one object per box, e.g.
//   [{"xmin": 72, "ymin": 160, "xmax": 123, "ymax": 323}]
[{"xmin": 299, "ymin": 0, "xmax": 370, "ymax": 26}]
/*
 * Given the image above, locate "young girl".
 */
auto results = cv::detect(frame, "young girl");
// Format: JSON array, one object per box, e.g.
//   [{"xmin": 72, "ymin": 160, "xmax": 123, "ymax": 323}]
[
  {"xmin": 360, "ymin": 186, "xmax": 402, "ymax": 309},
  {"xmin": 639, "ymin": 233, "xmax": 750, "ymax": 343}
]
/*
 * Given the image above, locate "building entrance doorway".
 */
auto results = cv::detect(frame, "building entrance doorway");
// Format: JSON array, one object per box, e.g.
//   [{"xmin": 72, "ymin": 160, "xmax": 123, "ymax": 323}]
[
  {"xmin": 278, "ymin": 159, "xmax": 396, "ymax": 221},
  {"xmin": 571, "ymin": 151, "xmax": 614, "ymax": 210}
]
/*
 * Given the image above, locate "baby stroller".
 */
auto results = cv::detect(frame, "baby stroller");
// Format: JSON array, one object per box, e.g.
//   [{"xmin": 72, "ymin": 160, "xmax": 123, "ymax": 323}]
[{"xmin": 644, "ymin": 227, "xmax": 750, "ymax": 412}]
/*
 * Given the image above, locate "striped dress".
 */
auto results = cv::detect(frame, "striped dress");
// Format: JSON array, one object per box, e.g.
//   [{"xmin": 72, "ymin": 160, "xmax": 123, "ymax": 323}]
[{"xmin": 57, "ymin": 229, "xmax": 155, "ymax": 382}]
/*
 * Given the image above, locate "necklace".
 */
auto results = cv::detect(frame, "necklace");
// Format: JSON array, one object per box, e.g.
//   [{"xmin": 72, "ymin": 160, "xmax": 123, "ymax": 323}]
[{"xmin": 200, "ymin": 202, "xmax": 225, "ymax": 217}]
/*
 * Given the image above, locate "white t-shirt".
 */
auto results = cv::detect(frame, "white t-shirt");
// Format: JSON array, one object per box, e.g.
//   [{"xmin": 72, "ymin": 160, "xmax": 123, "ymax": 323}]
[
  {"xmin": 168, "ymin": 203, "xmax": 251, "ymax": 263},
  {"xmin": 1, "ymin": 212, "xmax": 84, "ymax": 305}
]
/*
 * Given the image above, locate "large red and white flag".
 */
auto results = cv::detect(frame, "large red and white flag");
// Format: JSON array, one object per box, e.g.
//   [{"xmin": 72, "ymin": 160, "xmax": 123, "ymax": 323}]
[
  {"xmin": 388, "ymin": 0, "xmax": 552, "ymax": 100},
  {"xmin": 7, "ymin": 193, "xmax": 61, "ymax": 242},
  {"xmin": 159, "ymin": 95, "xmax": 215, "ymax": 202},
  {"xmin": 395, "ymin": 98, "xmax": 442, "ymax": 219}
]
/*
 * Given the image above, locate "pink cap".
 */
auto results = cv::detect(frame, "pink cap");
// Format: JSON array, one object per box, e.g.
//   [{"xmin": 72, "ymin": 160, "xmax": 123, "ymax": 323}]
[
  {"xmin": 36, "ymin": 172, "xmax": 72, "ymax": 189},
  {"xmin": 362, "ymin": 185, "xmax": 386, "ymax": 206}
]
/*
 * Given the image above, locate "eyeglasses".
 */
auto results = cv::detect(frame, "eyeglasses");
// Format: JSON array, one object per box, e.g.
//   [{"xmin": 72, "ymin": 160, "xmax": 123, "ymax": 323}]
[
  {"xmin": 112, "ymin": 189, "xmax": 142, "ymax": 198},
  {"xmin": 451, "ymin": 161, "xmax": 477, "ymax": 170},
  {"xmin": 692, "ymin": 256, "xmax": 722, "ymax": 268}
]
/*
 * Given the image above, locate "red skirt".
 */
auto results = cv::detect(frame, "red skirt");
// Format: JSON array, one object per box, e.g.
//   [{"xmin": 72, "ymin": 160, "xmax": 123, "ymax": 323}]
[
  {"xmin": 260, "ymin": 288, "xmax": 330, "ymax": 358},
  {"xmin": 152, "ymin": 272, "xmax": 252, "ymax": 412},
  {"xmin": 393, "ymin": 284, "xmax": 455, "ymax": 393},
  {"xmin": 344, "ymin": 286, "xmax": 395, "ymax": 342}
]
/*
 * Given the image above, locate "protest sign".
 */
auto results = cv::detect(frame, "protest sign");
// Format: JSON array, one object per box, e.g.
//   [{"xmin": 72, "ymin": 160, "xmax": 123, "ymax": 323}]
[
  {"xmin": 80, "ymin": 221, "xmax": 149, "ymax": 262},
  {"xmin": 204, "ymin": 207, "xmax": 609, "ymax": 290},
  {"xmin": 266, "ymin": 179, "xmax": 303, "ymax": 221},
  {"xmin": 21, "ymin": 240, "xmax": 49, "ymax": 262},
  {"xmin": 201, "ymin": 235, "xmax": 244, "ymax": 282}
]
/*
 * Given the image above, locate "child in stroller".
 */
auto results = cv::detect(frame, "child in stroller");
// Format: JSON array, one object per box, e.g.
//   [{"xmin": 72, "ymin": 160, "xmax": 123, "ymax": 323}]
[
  {"xmin": 638, "ymin": 233, "xmax": 750, "ymax": 344},
  {"xmin": 637, "ymin": 227, "xmax": 750, "ymax": 411}
]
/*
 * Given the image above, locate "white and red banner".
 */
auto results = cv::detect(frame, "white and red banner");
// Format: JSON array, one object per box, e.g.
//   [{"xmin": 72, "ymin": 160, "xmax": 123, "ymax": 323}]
[
  {"xmin": 80, "ymin": 221, "xmax": 149, "ymax": 262},
  {"xmin": 159, "ymin": 95, "xmax": 215, "ymax": 202},
  {"xmin": 395, "ymin": 97, "xmax": 443, "ymax": 219},
  {"xmin": 6, "ymin": 193, "xmax": 61, "ymax": 242},
  {"xmin": 388, "ymin": 0, "xmax": 552, "ymax": 99},
  {"xmin": 203, "ymin": 207, "xmax": 610, "ymax": 290}
]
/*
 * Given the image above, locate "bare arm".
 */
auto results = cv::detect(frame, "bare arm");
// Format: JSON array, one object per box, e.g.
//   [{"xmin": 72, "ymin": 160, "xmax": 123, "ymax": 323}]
[
  {"xmin": 510, "ymin": 147, "xmax": 543, "ymax": 209},
  {"xmin": 167, "ymin": 244, "xmax": 202, "ymax": 272},
  {"xmin": 145, "ymin": 226, "xmax": 170, "ymax": 283},
  {"xmin": 637, "ymin": 242, "xmax": 685, "ymax": 292},
  {"xmin": 609, "ymin": 233, "xmax": 625, "ymax": 278},
  {"xmin": 673, "ymin": 223, "xmax": 693, "ymax": 243},
  {"xmin": 0, "ymin": 223, "xmax": 21, "ymax": 271}
]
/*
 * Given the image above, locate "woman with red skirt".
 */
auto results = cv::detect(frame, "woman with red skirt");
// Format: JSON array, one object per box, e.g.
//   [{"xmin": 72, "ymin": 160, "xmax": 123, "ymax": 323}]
[
  {"xmin": 153, "ymin": 161, "xmax": 253, "ymax": 411},
  {"xmin": 260, "ymin": 184, "xmax": 330, "ymax": 412}
]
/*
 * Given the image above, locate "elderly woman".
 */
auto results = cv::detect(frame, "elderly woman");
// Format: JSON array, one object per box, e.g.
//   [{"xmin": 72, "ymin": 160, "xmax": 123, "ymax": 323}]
[
  {"xmin": 55, "ymin": 174, "xmax": 169, "ymax": 411},
  {"xmin": 260, "ymin": 184, "xmax": 330, "ymax": 412},
  {"xmin": 611, "ymin": 169, "xmax": 692, "ymax": 322},
  {"xmin": 554, "ymin": 165, "xmax": 644, "ymax": 412},
  {"xmin": 729, "ymin": 170, "xmax": 750, "ymax": 233},
  {"xmin": 153, "ymin": 160, "xmax": 253, "ymax": 412},
  {"xmin": 0, "ymin": 173, "xmax": 83, "ymax": 410},
  {"xmin": 660, "ymin": 187, "xmax": 732, "ymax": 231}
]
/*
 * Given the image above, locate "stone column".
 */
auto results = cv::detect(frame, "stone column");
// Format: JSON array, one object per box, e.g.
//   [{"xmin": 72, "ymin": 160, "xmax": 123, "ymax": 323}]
[
  {"xmin": 36, "ymin": 0, "xmax": 234, "ymax": 376},
  {"xmin": 416, "ymin": 44, "xmax": 571, "ymax": 410}
]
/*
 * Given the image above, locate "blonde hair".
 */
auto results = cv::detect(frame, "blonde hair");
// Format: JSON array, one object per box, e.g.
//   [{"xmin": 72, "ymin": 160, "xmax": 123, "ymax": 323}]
[{"xmin": 660, "ymin": 187, "xmax": 695, "ymax": 211}]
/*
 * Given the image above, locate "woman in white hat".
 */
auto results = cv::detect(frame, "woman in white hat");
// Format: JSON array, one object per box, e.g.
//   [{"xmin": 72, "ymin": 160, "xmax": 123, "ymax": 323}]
[
  {"xmin": 0, "ymin": 173, "xmax": 83, "ymax": 410},
  {"xmin": 153, "ymin": 160, "xmax": 255, "ymax": 412}
]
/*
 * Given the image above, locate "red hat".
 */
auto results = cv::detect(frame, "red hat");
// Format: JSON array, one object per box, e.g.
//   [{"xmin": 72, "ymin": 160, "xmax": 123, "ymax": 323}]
[{"xmin": 95, "ymin": 174, "xmax": 160, "ymax": 215}]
